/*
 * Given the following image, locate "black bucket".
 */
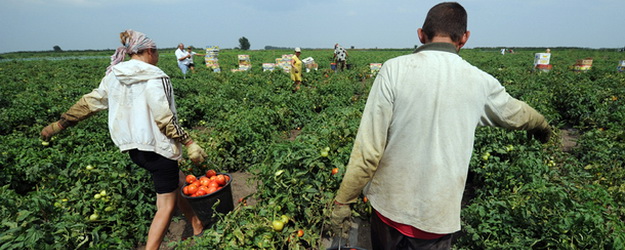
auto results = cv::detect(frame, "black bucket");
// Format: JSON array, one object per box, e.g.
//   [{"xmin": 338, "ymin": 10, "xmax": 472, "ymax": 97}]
[{"xmin": 181, "ymin": 173, "xmax": 234, "ymax": 227}]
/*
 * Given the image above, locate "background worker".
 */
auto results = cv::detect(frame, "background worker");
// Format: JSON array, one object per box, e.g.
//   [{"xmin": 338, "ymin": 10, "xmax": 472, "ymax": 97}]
[
  {"xmin": 330, "ymin": 2, "xmax": 552, "ymax": 249},
  {"xmin": 185, "ymin": 46, "xmax": 204, "ymax": 74},
  {"xmin": 40, "ymin": 30, "xmax": 207, "ymax": 250},
  {"xmin": 291, "ymin": 47, "xmax": 303, "ymax": 91},
  {"xmin": 175, "ymin": 43, "xmax": 191, "ymax": 78},
  {"xmin": 333, "ymin": 43, "xmax": 348, "ymax": 71}
]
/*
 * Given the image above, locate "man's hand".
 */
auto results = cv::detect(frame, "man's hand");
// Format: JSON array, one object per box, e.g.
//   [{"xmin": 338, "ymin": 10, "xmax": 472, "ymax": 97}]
[
  {"xmin": 186, "ymin": 141, "xmax": 208, "ymax": 165},
  {"xmin": 330, "ymin": 202, "xmax": 351, "ymax": 239},
  {"xmin": 41, "ymin": 121, "xmax": 64, "ymax": 141},
  {"xmin": 527, "ymin": 122, "xmax": 552, "ymax": 143}
]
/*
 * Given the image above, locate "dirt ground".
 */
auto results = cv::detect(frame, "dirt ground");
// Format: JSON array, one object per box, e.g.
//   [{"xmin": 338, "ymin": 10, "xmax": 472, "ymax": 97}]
[{"xmin": 560, "ymin": 128, "xmax": 579, "ymax": 152}]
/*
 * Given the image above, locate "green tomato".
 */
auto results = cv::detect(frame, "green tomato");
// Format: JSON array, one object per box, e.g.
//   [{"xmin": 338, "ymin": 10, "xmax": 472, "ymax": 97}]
[
  {"xmin": 481, "ymin": 152, "xmax": 490, "ymax": 161},
  {"xmin": 41, "ymin": 141, "xmax": 50, "ymax": 146},
  {"xmin": 320, "ymin": 151, "xmax": 329, "ymax": 157},
  {"xmin": 272, "ymin": 220, "xmax": 284, "ymax": 232},
  {"xmin": 104, "ymin": 206, "xmax": 115, "ymax": 212},
  {"xmin": 505, "ymin": 145, "xmax": 514, "ymax": 152},
  {"xmin": 86, "ymin": 165, "xmax": 94, "ymax": 170},
  {"xmin": 99, "ymin": 190, "xmax": 107, "ymax": 196},
  {"xmin": 94, "ymin": 194, "xmax": 102, "ymax": 199},
  {"xmin": 280, "ymin": 215, "xmax": 289, "ymax": 224},
  {"xmin": 89, "ymin": 213, "xmax": 99, "ymax": 221}
]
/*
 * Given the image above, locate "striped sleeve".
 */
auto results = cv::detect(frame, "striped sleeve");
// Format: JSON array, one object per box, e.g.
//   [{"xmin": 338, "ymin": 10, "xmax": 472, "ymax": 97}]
[{"xmin": 146, "ymin": 77, "xmax": 190, "ymax": 144}]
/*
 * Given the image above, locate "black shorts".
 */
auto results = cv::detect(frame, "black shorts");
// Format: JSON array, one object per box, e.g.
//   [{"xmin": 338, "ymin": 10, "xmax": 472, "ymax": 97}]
[{"xmin": 128, "ymin": 149, "xmax": 180, "ymax": 194}]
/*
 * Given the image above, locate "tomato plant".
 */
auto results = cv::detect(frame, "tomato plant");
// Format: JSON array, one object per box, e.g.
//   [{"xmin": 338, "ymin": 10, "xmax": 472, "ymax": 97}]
[{"xmin": 2, "ymin": 48, "xmax": 625, "ymax": 249}]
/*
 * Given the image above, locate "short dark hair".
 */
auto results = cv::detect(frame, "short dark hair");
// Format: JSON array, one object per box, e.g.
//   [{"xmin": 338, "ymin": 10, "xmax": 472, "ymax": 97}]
[{"xmin": 421, "ymin": 2, "xmax": 467, "ymax": 42}]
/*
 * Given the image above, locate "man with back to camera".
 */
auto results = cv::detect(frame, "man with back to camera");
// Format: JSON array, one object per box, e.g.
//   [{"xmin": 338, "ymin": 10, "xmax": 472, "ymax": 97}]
[
  {"xmin": 330, "ymin": 2, "xmax": 552, "ymax": 249},
  {"xmin": 333, "ymin": 43, "xmax": 348, "ymax": 71}
]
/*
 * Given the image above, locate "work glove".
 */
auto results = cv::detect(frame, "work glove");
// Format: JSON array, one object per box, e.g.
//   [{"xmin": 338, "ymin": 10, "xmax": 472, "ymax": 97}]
[
  {"xmin": 41, "ymin": 121, "xmax": 65, "ymax": 141},
  {"xmin": 186, "ymin": 141, "xmax": 208, "ymax": 165},
  {"xmin": 330, "ymin": 202, "xmax": 351, "ymax": 239},
  {"xmin": 527, "ymin": 120, "xmax": 552, "ymax": 143}
]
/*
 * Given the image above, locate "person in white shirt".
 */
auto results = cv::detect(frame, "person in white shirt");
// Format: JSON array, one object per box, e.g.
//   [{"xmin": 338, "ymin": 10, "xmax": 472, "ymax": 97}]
[
  {"xmin": 330, "ymin": 2, "xmax": 552, "ymax": 249},
  {"xmin": 175, "ymin": 43, "xmax": 191, "ymax": 77}
]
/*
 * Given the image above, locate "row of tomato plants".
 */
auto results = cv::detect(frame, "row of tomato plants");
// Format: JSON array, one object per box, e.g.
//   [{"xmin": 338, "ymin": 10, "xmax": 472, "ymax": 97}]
[{"xmin": 1, "ymin": 49, "xmax": 624, "ymax": 248}]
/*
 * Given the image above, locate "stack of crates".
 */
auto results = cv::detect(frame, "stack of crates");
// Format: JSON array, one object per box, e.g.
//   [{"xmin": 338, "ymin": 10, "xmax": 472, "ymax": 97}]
[
  {"xmin": 533, "ymin": 53, "xmax": 552, "ymax": 72},
  {"xmin": 302, "ymin": 57, "xmax": 318, "ymax": 72},
  {"xmin": 573, "ymin": 58, "xmax": 593, "ymax": 72},
  {"xmin": 276, "ymin": 54, "xmax": 293, "ymax": 73},
  {"xmin": 262, "ymin": 63, "xmax": 275, "ymax": 72},
  {"xmin": 205, "ymin": 46, "xmax": 220, "ymax": 72},
  {"xmin": 231, "ymin": 55, "xmax": 251, "ymax": 72},
  {"xmin": 369, "ymin": 63, "xmax": 382, "ymax": 77}
]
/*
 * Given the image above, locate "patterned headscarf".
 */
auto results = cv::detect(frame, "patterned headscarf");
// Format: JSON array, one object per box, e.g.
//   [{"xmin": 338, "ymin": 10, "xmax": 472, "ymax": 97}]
[{"xmin": 106, "ymin": 29, "xmax": 157, "ymax": 74}]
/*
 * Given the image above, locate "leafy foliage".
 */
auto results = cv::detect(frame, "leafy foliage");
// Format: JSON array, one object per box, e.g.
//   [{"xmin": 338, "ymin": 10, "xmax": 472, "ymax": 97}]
[{"xmin": 1, "ymin": 48, "xmax": 624, "ymax": 249}]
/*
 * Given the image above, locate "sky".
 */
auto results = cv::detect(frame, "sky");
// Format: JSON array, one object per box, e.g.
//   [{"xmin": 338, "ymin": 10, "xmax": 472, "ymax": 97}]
[{"xmin": 0, "ymin": 0, "xmax": 623, "ymax": 53}]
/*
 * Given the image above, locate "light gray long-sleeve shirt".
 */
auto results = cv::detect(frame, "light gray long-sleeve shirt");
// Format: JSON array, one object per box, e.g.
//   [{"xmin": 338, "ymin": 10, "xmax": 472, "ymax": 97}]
[{"xmin": 335, "ymin": 43, "xmax": 549, "ymax": 234}]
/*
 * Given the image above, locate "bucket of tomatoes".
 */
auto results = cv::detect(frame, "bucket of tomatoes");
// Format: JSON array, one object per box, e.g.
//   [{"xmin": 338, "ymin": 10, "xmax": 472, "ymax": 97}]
[{"xmin": 181, "ymin": 169, "xmax": 234, "ymax": 227}]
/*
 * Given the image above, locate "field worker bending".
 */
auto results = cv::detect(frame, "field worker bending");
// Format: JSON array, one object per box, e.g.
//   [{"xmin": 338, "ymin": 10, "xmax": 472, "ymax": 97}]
[
  {"xmin": 333, "ymin": 43, "xmax": 349, "ymax": 71},
  {"xmin": 40, "ymin": 30, "xmax": 207, "ymax": 250},
  {"xmin": 175, "ymin": 43, "xmax": 191, "ymax": 78},
  {"xmin": 291, "ymin": 47, "xmax": 303, "ymax": 92},
  {"xmin": 329, "ymin": 2, "xmax": 552, "ymax": 249}
]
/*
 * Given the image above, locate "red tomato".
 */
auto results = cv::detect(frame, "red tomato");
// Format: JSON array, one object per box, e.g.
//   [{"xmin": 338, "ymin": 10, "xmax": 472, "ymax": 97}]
[
  {"xmin": 207, "ymin": 186, "xmax": 218, "ymax": 194},
  {"xmin": 195, "ymin": 189, "xmax": 207, "ymax": 196},
  {"xmin": 215, "ymin": 175, "xmax": 226, "ymax": 186},
  {"xmin": 199, "ymin": 176, "xmax": 211, "ymax": 187},
  {"xmin": 206, "ymin": 169, "xmax": 217, "ymax": 178},
  {"xmin": 185, "ymin": 174, "xmax": 197, "ymax": 184},
  {"xmin": 331, "ymin": 168, "xmax": 339, "ymax": 175},
  {"xmin": 192, "ymin": 180, "xmax": 201, "ymax": 187},
  {"xmin": 187, "ymin": 184, "xmax": 199, "ymax": 195},
  {"xmin": 198, "ymin": 185, "xmax": 210, "ymax": 194},
  {"xmin": 183, "ymin": 185, "xmax": 190, "ymax": 195},
  {"xmin": 208, "ymin": 181, "xmax": 219, "ymax": 189},
  {"xmin": 224, "ymin": 175, "xmax": 231, "ymax": 183},
  {"xmin": 297, "ymin": 229, "xmax": 304, "ymax": 237}
]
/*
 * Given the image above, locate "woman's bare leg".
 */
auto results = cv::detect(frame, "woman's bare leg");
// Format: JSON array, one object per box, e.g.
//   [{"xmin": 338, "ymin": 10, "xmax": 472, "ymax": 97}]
[
  {"xmin": 145, "ymin": 191, "xmax": 177, "ymax": 250},
  {"xmin": 177, "ymin": 171, "xmax": 204, "ymax": 235}
]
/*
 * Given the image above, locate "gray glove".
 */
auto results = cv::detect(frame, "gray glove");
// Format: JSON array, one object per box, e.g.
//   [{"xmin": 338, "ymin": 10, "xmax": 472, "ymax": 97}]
[
  {"xmin": 330, "ymin": 202, "xmax": 351, "ymax": 239},
  {"xmin": 186, "ymin": 141, "xmax": 208, "ymax": 165},
  {"xmin": 527, "ymin": 120, "xmax": 552, "ymax": 143},
  {"xmin": 41, "ymin": 121, "xmax": 65, "ymax": 141}
]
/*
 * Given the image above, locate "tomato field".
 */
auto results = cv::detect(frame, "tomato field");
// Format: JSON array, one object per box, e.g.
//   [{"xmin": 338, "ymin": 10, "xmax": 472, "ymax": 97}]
[{"xmin": 1, "ymin": 48, "xmax": 625, "ymax": 249}]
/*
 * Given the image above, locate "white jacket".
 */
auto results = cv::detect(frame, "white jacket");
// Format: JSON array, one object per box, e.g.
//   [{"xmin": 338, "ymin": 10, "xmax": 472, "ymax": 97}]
[
  {"xmin": 335, "ymin": 43, "xmax": 549, "ymax": 234},
  {"xmin": 60, "ymin": 59, "xmax": 188, "ymax": 160}
]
